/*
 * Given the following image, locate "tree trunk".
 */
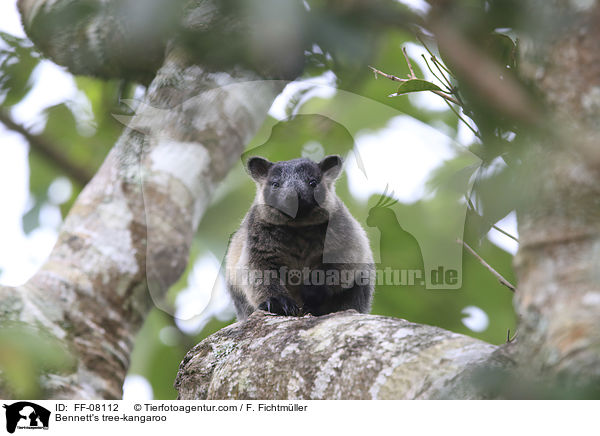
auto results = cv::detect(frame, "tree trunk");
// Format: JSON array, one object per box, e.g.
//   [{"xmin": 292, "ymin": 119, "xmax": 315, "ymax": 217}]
[{"xmin": 512, "ymin": 0, "xmax": 600, "ymax": 380}]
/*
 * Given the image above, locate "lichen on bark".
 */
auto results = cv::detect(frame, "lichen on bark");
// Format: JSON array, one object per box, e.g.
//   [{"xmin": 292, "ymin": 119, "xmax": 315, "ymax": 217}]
[{"xmin": 175, "ymin": 311, "xmax": 502, "ymax": 400}]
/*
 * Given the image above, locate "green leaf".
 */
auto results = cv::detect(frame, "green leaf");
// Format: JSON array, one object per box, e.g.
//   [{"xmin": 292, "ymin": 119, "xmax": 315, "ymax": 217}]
[
  {"xmin": 486, "ymin": 33, "xmax": 517, "ymax": 69},
  {"xmin": 395, "ymin": 79, "xmax": 442, "ymax": 95}
]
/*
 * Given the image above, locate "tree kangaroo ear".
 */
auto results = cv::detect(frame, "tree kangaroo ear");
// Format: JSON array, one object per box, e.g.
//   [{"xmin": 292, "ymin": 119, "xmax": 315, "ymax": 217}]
[
  {"xmin": 247, "ymin": 156, "xmax": 273, "ymax": 181},
  {"xmin": 319, "ymin": 155, "xmax": 343, "ymax": 181}
]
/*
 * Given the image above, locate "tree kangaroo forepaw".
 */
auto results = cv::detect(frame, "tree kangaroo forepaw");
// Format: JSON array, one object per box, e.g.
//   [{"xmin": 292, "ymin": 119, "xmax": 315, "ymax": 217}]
[{"xmin": 258, "ymin": 295, "xmax": 300, "ymax": 316}]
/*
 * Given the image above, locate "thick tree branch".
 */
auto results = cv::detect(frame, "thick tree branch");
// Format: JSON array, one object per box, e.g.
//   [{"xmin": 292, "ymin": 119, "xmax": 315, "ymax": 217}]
[
  {"xmin": 17, "ymin": 0, "xmax": 178, "ymax": 82},
  {"xmin": 175, "ymin": 311, "xmax": 507, "ymax": 400}
]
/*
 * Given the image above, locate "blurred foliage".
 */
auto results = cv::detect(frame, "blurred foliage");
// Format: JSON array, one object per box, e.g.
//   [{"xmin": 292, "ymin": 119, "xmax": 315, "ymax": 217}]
[
  {"xmin": 178, "ymin": 0, "xmax": 412, "ymax": 81},
  {"xmin": 0, "ymin": 31, "xmax": 130, "ymax": 232},
  {"xmin": 0, "ymin": 31, "xmax": 40, "ymax": 107},
  {"xmin": 0, "ymin": 1, "xmax": 526, "ymax": 399},
  {"xmin": 0, "ymin": 323, "xmax": 76, "ymax": 398}
]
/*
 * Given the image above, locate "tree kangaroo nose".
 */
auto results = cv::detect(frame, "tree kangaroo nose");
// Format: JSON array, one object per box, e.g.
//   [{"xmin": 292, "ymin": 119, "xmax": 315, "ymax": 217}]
[
  {"xmin": 297, "ymin": 191, "xmax": 314, "ymax": 217},
  {"xmin": 272, "ymin": 188, "xmax": 299, "ymax": 218}
]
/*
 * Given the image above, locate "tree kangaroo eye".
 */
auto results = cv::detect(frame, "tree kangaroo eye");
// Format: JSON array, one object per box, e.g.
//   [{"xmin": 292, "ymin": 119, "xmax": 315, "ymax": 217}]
[
  {"xmin": 271, "ymin": 181, "xmax": 280, "ymax": 188},
  {"xmin": 309, "ymin": 180, "xmax": 317, "ymax": 188}
]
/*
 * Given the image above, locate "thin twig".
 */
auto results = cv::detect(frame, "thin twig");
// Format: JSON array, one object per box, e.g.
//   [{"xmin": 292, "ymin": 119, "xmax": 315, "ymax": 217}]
[
  {"xmin": 430, "ymin": 56, "xmax": 454, "ymax": 91},
  {"xmin": 421, "ymin": 54, "xmax": 452, "ymax": 93},
  {"xmin": 368, "ymin": 65, "xmax": 409, "ymax": 83},
  {"xmin": 506, "ymin": 328, "xmax": 518, "ymax": 343},
  {"xmin": 457, "ymin": 238, "xmax": 516, "ymax": 292},
  {"xmin": 491, "ymin": 223, "xmax": 520, "ymax": 243},
  {"xmin": 423, "ymin": 89, "xmax": 460, "ymax": 106},
  {"xmin": 401, "ymin": 47, "xmax": 416, "ymax": 79},
  {"xmin": 443, "ymin": 99, "xmax": 481, "ymax": 138},
  {"xmin": 430, "ymin": 52, "xmax": 456, "ymax": 79},
  {"xmin": 416, "ymin": 35, "xmax": 457, "ymax": 79},
  {"xmin": 466, "ymin": 197, "xmax": 519, "ymax": 243},
  {"xmin": 416, "ymin": 35, "xmax": 438, "ymax": 63},
  {"xmin": 369, "ymin": 66, "xmax": 461, "ymax": 106},
  {"xmin": 0, "ymin": 109, "xmax": 93, "ymax": 185}
]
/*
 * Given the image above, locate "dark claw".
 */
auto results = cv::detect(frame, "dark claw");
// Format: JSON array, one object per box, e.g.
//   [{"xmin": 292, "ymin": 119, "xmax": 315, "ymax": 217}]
[{"xmin": 258, "ymin": 295, "xmax": 300, "ymax": 316}]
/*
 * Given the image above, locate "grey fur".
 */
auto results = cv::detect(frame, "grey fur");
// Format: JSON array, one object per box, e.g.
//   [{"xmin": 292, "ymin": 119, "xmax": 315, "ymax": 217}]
[{"xmin": 226, "ymin": 156, "xmax": 374, "ymax": 320}]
